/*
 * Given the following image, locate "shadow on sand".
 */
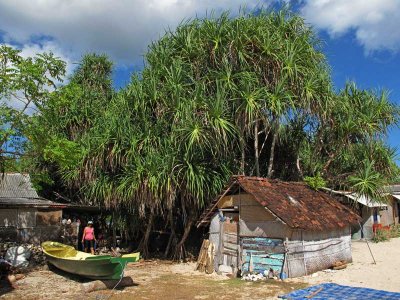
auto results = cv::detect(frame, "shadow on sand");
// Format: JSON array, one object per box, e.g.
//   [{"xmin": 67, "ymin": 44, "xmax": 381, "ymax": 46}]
[{"xmin": 47, "ymin": 263, "xmax": 139, "ymax": 291}]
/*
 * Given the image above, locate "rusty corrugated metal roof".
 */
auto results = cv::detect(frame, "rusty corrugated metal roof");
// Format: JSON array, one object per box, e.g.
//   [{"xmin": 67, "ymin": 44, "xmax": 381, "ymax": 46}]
[
  {"xmin": 0, "ymin": 173, "xmax": 66, "ymax": 208},
  {"xmin": 0, "ymin": 173, "xmax": 39, "ymax": 198},
  {"xmin": 197, "ymin": 176, "xmax": 360, "ymax": 231}
]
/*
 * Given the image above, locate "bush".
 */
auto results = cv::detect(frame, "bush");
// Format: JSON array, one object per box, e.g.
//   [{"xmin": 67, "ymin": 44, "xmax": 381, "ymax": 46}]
[
  {"xmin": 372, "ymin": 227, "xmax": 391, "ymax": 243},
  {"xmin": 304, "ymin": 173, "xmax": 326, "ymax": 190},
  {"xmin": 390, "ymin": 224, "xmax": 400, "ymax": 238}
]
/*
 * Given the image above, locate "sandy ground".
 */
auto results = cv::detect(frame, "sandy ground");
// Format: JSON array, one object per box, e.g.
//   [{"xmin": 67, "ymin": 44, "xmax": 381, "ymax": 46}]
[
  {"xmin": 301, "ymin": 237, "xmax": 400, "ymax": 292},
  {"xmin": 1, "ymin": 238, "xmax": 399, "ymax": 299},
  {"xmin": 0, "ymin": 261, "xmax": 306, "ymax": 300}
]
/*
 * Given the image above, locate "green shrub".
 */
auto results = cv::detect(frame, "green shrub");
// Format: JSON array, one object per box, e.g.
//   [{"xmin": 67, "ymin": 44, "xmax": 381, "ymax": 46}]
[
  {"xmin": 304, "ymin": 173, "xmax": 326, "ymax": 190},
  {"xmin": 390, "ymin": 224, "xmax": 400, "ymax": 238},
  {"xmin": 372, "ymin": 228, "xmax": 391, "ymax": 243}
]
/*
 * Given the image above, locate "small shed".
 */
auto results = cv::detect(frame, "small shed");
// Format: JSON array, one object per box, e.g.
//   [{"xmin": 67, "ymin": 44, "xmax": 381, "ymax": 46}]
[
  {"xmin": 197, "ymin": 176, "xmax": 360, "ymax": 278},
  {"xmin": 325, "ymin": 189, "xmax": 399, "ymax": 239},
  {"xmin": 387, "ymin": 184, "xmax": 400, "ymax": 225},
  {"xmin": 0, "ymin": 173, "xmax": 66, "ymax": 243}
]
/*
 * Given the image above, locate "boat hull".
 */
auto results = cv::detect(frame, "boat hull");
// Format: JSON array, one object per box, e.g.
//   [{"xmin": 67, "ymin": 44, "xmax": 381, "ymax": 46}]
[{"xmin": 42, "ymin": 242, "xmax": 139, "ymax": 280}]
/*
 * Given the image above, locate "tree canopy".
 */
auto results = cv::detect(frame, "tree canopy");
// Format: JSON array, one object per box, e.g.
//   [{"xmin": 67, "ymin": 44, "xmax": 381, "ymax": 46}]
[
  {"xmin": 0, "ymin": 45, "xmax": 65, "ymax": 172},
  {"xmin": 1, "ymin": 9, "xmax": 399, "ymax": 257}
]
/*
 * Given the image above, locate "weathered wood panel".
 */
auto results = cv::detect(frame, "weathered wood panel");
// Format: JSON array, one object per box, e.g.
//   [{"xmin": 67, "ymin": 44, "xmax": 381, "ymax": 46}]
[
  {"xmin": 218, "ymin": 193, "xmax": 254, "ymax": 208},
  {"xmin": 209, "ymin": 213, "xmax": 221, "ymax": 272},
  {"xmin": 224, "ymin": 222, "xmax": 238, "ymax": 234},
  {"xmin": 239, "ymin": 220, "xmax": 291, "ymax": 239},
  {"xmin": 218, "ymin": 218, "xmax": 239, "ymax": 273},
  {"xmin": 36, "ymin": 209, "xmax": 62, "ymax": 226},
  {"xmin": 241, "ymin": 237, "xmax": 284, "ymax": 274},
  {"xmin": 240, "ymin": 205, "xmax": 275, "ymax": 222},
  {"xmin": 380, "ymin": 200, "xmax": 395, "ymax": 227},
  {"xmin": 17, "ymin": 208, "xmax": 36, "ymax": 228},
  {"xmin": 0, "ymin": 209, "xmax": 18, "ymax": 227},
  {"xmin": 241, "ymin": 237, "xmax": 285, "ymax": 253}
]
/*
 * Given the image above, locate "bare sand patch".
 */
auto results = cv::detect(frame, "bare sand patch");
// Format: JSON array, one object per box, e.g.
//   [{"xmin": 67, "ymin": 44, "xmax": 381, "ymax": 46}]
[{"xmin": 300, "ymin": 237, "xmax": 400, "ymax": 292}]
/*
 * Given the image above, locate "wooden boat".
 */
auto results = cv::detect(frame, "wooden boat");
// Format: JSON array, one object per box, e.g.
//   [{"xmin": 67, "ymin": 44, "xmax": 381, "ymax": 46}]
[{"xmin": 42, "ymin": 241, "xmax": 140, "ymax": 280}]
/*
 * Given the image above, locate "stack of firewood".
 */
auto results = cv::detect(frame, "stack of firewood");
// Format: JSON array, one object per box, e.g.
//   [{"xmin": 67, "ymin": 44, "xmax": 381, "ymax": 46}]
[
  {"xmin": 196, "ymin": 239, "xmax": 215, "ymax": 274},
  {"xmin": 331, "ymin": 260, "xmax": 347, "ymax": 270}
]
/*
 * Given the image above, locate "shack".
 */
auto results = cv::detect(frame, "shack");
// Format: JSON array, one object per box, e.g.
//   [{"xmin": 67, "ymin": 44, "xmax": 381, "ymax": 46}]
[
  {"xmin": 0, "ymin": 173, "xmax": 66, "ymax": 243},
  {"xmin": 197, "ymin": 176, "xmax": 360, "ymax": 278},
  {"xmin": 387, "ymin": 184, "xmax": 400, "ymax": 225},
  {"xmin": 325, "ymin": 189, "xmax": 398, "ymax": 239}
]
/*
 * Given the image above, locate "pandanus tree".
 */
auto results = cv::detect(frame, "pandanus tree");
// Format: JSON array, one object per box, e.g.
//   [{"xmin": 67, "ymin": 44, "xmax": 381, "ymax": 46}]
[
  {"xmin": 21, "ymin": 9, "xmax": 399, "ymax": 258},
  {"xmin": 297, "ymin": 81, "xmax": 399, "ymax": 198},
  {"xmin": 103, "ymin": 9, "xmax": 334, "ymax": 256}
]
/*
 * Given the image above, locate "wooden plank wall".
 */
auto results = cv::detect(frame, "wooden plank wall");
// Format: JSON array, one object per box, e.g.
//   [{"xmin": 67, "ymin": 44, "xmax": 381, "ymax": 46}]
[
  {"xmin": 218, "ymin": 193, "xmax": 254, "ymax": 209},
  {"xmin": 209, "ymin": 213, "xmax": 221, "ymax": 272},
  {"xmin": 238, "ymin": 195, "xmax": 291, "ymax": 239},
  {"xmin": 239, "ymin": 220, "xmax": 291, "ymax": 239},
  {"xmin": 18, "ymin": 208, "xmax": 36, "ymax": 228},
  {"xmin": 0, "ymin": 208, "xmax": 62, "ymax": 243},
  {"xmin": 0, "ymin": 209, "xmax": 18, "ymax": 227},
  {"xmin": 380, "ymin": 200, "xmax": 395, "ymax": 227},
  {"xmin": 218, "ymin": 218, "xmax": 239, "ymax": 273},
  {"xmin": 36, "ymin": 210, "xmax": 62, "ymax": 226}
]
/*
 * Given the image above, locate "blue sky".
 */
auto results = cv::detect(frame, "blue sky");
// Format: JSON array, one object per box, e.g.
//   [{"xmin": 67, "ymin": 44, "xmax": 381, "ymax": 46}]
[
  {"xmin": 320, "ymin": 30, "xmax": 400, "ymax": 154},
  {"xmin": 1, "ymin": 0, "xmax": 400, "ymax": 157}
]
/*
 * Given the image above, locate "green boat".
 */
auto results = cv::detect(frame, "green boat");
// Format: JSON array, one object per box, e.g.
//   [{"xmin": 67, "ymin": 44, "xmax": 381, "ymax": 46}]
[{"xmin": 42, "ymin": 241, "xmax": 140, "ymax": 280}]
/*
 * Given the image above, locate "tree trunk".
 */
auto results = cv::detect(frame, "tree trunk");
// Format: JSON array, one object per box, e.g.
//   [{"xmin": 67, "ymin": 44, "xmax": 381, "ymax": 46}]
[
  {"xmin": 267, "ymin": 127, "xmax": 278, "ymax": 178},
  {"xmin": 240, "ymin": 136, "xmax": 245, "ymax": 175},
  {"xmin": 173, "ymin": 214, "xmax": 194, "ymax": 261},
  {"xmin": 112, "ymin": 212, "xmax": 117, "ymax": 248},
  {"xmin": 254, "ymin": 120, "xmax": 260, "ymax": 177},
  {"xmin": 137, "ymin": 208, "xmax": 154, "ymax": 258},
  {"xmin": 164, "ymin": 209, "xmax": 177, "ymax": 258},
  {"xmin": 322, "ymin": 152, "xmax": 336, "ymax": 175},
  {"xmin": 296, "ymin": 155, "xmax": 304, "ymax": 179}
]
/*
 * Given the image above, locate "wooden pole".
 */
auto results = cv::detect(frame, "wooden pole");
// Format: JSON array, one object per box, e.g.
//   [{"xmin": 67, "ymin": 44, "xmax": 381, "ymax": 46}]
[
  {"xmin": 254, "ymin": 120, "xmax": 260, "ymax": 177},
  {"xmin": 358, "ymin": 221, "xmax": 376, "ymax": 264}
]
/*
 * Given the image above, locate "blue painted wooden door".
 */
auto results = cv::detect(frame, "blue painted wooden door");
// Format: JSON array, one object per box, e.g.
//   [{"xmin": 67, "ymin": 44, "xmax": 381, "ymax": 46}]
[{"xmin": 241, "ymin": 237, "xmax": 285, "ymax": 274}]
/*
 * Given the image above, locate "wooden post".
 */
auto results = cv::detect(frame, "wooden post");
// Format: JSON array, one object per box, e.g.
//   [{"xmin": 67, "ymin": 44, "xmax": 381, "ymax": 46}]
[
  {"xmin": 254, "ymin": 120, "xmax": 260, "ymax": 177},
  {"xmin": 358, "ymin": 221, "xmax": 376, "ymax": 264}
]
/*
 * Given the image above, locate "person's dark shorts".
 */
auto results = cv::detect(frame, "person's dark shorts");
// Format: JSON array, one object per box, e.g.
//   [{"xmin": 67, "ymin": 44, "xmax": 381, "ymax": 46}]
[{"xmin": 84, "ymin": 239, "xmax": 94, "ymax": 249}]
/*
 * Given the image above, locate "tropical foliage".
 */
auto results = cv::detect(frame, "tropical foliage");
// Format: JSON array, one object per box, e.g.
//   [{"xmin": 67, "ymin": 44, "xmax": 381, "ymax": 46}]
[
  {"xmin": 1, "ymin": 9, "xmax": 399, "ymax": 257},
  {"xmin": 0, "ymin": 45, "xmax": 65, "ymax": 172}
]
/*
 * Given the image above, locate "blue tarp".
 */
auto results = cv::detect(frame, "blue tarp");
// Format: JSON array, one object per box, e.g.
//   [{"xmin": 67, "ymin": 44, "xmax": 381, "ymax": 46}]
[{"xmin": 279, "ymin": 283, "xmax": 400, "ymax": 300}]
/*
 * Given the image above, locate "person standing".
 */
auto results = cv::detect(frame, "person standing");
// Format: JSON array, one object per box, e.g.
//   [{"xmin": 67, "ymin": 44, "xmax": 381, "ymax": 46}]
[{"xmin": 82, "ymin": 221, "xmax": 96, "ymax": 255}]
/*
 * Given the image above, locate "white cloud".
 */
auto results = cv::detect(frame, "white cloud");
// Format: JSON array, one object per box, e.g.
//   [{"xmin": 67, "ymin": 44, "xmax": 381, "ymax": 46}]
[
  {"xmin": 0, "ymin": 0, "xmax": 264, "ymax": 67},
  {"xmin": 17, "ymin": 41, "xmax": 75, "ymax": 76},
  {"xmin": 301, "ymin": 0, "xmax": 400, "ymax": 53}
]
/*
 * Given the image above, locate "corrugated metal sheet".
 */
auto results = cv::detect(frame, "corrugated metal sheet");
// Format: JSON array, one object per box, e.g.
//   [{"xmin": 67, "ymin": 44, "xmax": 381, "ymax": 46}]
[
  {"xmin": 325, "ymin": 189, "xmax": 387, "ymax": 207},
  {"xmin": 387, "ymin": 184, "xmax": 400, "ymax": 193},
  {"xmin": 0, "ymin": 173, "xmax": 39, "ymax": 198},
  {"xmin": 0, "ymin": 197, "xmax": 62, "ymax": 206},
  {"xmin": 0, "ymin": 173, "xmax": 66, "ymax": 208}
]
